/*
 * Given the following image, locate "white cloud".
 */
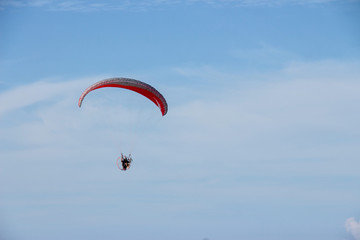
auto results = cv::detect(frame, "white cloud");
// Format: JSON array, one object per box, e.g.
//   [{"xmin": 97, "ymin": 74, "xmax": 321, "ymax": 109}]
[
  {"xmin": 0, "ymin": 0, "xmax": 53, "ymax": 7},
  {"xmin": 0, "ymin": 76, "xmax": 96, "ymax": 117},
  {"xmin": 1, "ymin": 60, "xmax": 360, "ymax": 178},
  {"xmin": 1, "ymin": 60, "xmax": 360, "ymax": 239},
  {"xmin": 0, "ymin": 59, "xmax": 359, "ymax": 194},
  {"xmin": 346, "ymin": 218, "xmax": 360, "ymax": 240},
  {"xmin": 166, "ymin": 60, "xmax": 360, "ymax": 177},
  {"xmin": 0, "ymin": 0, "xmax": 356, "ymax": 11}
]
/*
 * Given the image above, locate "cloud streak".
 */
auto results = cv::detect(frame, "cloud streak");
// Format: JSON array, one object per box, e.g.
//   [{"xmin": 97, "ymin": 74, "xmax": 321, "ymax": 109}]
[
  {"xmin": 1, "ymin": 60, "xmax": 360, "ymax": 240},
  {"xmin": 1, "ymin": 59, "xmax": 360, "ymax": 171},
  {"xmin": 0, "ymin": 0, "xmax": 355, "ymax": 11},
  {"xmin": 0, "ymin": 77, "xmax": 93, "ymax": 117}
]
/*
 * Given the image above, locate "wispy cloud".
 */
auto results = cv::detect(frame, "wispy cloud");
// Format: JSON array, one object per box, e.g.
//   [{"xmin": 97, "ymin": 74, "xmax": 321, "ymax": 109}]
[
  {"xmin": 0, "ymin": 77, "xmax": 94, "ymax": 117},
  {"xmin": 2, "ymin": 59, "xmax": 360, "ymax": 177},
  {"xmin": 170, "ymin": 59, "xmax": 360, "ymax": 168},
  {"xmin": 346, "ymin": 218, "xmax": 360, "ymax": 240},
  {"xmin": 1, "ymin": 59, "xmax": 360, "ymax": 239},
  {"xmin": 0, "ymin": 0, "xmax": 53, "ymax": 7},
  {"xmin": 0, "ymin": 0, "xmax": 356, "ymax": 11}
]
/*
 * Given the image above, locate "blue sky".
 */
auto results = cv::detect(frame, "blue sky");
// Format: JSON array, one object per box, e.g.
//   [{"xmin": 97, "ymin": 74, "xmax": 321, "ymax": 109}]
[{"xmin": 0, "ymin": 1, "xmax": 360, "ymax": 240}]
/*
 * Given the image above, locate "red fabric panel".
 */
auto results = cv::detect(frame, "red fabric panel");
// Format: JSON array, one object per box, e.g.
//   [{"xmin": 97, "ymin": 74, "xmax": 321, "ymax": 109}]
[{"xmin": 78, "ymin": 78, "xmax": 167, "ymax": 116}]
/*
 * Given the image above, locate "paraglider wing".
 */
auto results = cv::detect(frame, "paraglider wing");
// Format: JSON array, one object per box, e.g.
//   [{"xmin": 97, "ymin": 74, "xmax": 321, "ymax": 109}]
[{"xmin": 78, "ymin": 78, "xmax": 168, "ymax": 116}]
